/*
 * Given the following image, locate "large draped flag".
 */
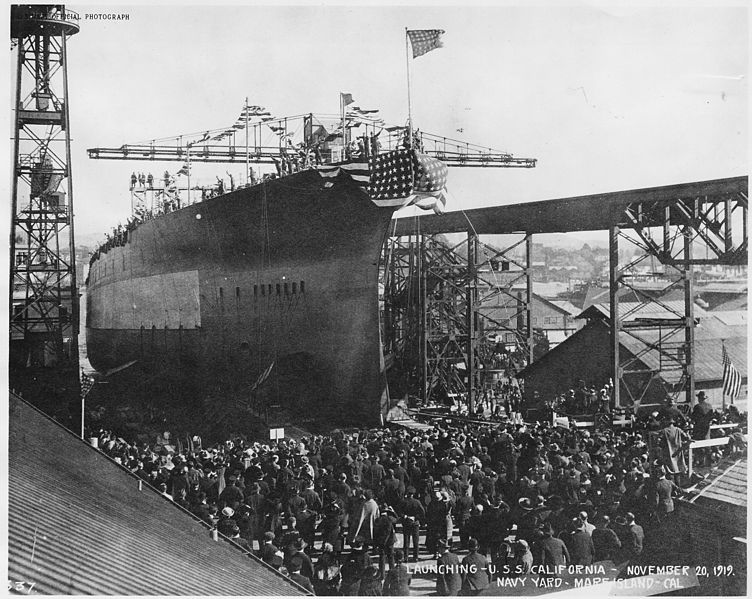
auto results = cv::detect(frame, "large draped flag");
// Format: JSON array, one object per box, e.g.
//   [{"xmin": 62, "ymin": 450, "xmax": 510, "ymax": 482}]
[
  {"xmin": 316, "ymin": 148, "xmax": 448, "ymax": 212},
  {"xmin": 412, "ymin": 153, "xmax": 449, "ymax": 214},
  {"xmin": 407, "ymin": 29, "xmax": 445, "ymax": 58},
  {"xmin": 722, "ymin": 342, "xmax": 742, "ymax": 402}
]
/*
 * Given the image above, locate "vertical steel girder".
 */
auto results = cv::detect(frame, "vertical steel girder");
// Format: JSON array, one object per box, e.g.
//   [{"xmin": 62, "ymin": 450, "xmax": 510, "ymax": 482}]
[
  {"xmin": 10, "ymin": 7, "xmax": 79, "ymax": 373},
  {"xmin": 610, "ymin": 192, "xmax": 746, "ymax": 408},
  {"xmin": 381, "ymin": 231, "xmax": 534, "ymax": 412}
]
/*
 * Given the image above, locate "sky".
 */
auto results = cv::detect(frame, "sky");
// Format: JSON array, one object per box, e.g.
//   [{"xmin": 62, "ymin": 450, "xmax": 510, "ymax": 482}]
[{"xmin": 6, "ymin": 2, "xmax": 749, "ymax": 246}]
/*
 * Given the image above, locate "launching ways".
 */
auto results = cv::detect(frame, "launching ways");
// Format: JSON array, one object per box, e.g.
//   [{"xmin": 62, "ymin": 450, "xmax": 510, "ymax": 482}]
[{"xmin": 382, "ymin": 176, "xmax": 747, "ymax": 411}]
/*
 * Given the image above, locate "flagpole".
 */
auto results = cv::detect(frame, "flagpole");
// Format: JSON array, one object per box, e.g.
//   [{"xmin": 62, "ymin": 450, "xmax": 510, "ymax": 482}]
[
  {"xmin": 245, "ymin": 96, "xmax": 250, "ymax": 185},
  {"xmin": 405, "ymin": 28, "xmax": 413, "ymax": 148},
  {"xmin": 339, "ymin": 93, "xmax": 345, "ymax": 160}
]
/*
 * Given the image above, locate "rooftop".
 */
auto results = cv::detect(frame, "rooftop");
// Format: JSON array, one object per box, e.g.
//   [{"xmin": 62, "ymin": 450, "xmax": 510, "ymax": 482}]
[{"xmin": 8, "ymin": 392, "xmax": 308, "ymax": 595}]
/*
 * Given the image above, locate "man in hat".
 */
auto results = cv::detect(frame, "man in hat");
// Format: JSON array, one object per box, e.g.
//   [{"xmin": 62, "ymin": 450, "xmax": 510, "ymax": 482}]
[
  {"xmin": 339, "ymin": 536, "xmax": 372, "ymax": 596},
  {"xmin": 383, "ymin": 549, "xmax": 412, "ymax": 596},
  {"xmin": 436, "ymin": 538, "xmax": 462, "ymax": 596},
  {"xmin": 318, "ymin": 499, "xmax": 344, "ymax": 555},
  {"xmin": 511, "ymin": 539, "xmax": 534, "ymax": 575},
  {"xmin": 616, "ymin": 512, "xmax": 644, "ymax": 560},
  {"xmin": 536, "ymin": 522, "xmax": 569, "ymax": 567},
  {"xmin": 373, "ymin": 505, "xmax": 398, "ymax": 576},
  {"xmin": 460, "ymin": 538, "xmax": 491, "ymax": 594},
  {"xmin": 691, "ymin": 391, "xmax": 715, "ymax": 444},
  {"xmin": 219, "ymin": 476, "xmax": 244, "ymax": 511},
  {"xmin": 565, "ymin": 517, "xmax": 595, "ymax": 566},
  {"xmin": 259, "ymin": 531, "xmax": 281, "ymax": 565},
  {"xmin": 659, "ymin": 417, "xmax": 689, "ymax": 477},
  {"xmin": 653, "ymin": 466, "xmax": 681, "ymax": 524},
  {"xmin": 400, "ymin": 486, "xmax": 425, "ymax": 561},
  {"xmin": 288, "ymin": 555, "xmax": 315, "ymax": 593},
  {"xmin": 454, "ymin": 484, "xmax": 475, "ymax": 550},
  {"xmin": 285, "ymin": 537, "xmax": 314, "ymax": 581},
  {"xmin": 591, "ymin": 514, "xmax": 621, "ymax": 561},
  {"xmin": 661, "ymin": 398, "xmax": 684, "ymax": 427},
  {"xmin": 217, "ymin": 506, "xmax": 237, "ymax": 537}
]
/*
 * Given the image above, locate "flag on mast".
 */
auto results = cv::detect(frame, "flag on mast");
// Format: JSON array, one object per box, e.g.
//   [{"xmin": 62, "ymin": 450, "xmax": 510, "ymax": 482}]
[
  {"xmin": 81, "ymin": 372, "xmax": 95, "ymax": 399},
  {"xmin": 407, "ymin": 29, "xmax": 445, "ymax": 58},
  {"xmin": 722, "ymin": 341, "xmax": 742, "ymax": 403},
  {"xmin": 340, "ymin": 92, "xmax": 354, "ymax": 106}
]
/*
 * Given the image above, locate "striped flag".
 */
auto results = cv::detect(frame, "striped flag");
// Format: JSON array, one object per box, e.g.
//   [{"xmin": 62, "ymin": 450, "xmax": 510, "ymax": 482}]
[
  {"xmin": 81, "ymin": 372, "xmax": 95, "ymax": 398},
  {"xmin": 407, "ymin": 29, "xmax": 445, "ymax": 58},
  {"xmin": 411, "ymin": 153, "xmax": 449, "ymax": 214},
  {"xmin": 722, "ymin": 342, "xmax": 742, "ymax": 402},
  {"xmin": 316, "ymin": 148, "xmax": 449, "ymax": 210}
]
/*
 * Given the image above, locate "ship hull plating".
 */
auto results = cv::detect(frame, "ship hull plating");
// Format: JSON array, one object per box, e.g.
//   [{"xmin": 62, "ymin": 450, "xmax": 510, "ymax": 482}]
[{"xmin": 86, "ymin": 170, "xmax": 393, "ymax": 431}]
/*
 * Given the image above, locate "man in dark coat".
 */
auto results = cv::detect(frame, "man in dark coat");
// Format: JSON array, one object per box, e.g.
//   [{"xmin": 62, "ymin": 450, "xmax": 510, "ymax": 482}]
[
  {"xmin": 259, "ymin": 531, "xmax": 283, "ymax": 567},
  {"xmin": 285, "ymin": 537, "xmax": 314, "ymax": 581},
  {"xmin": 436, "ymin": 539, "xmax": 462, "ymax": 596},
  {"xmin": 564, "ymin": 518, "xmax": 595, "ymax": 566},
  {"xmin": 615, "ymin": 512, "xmax": 644, "ymax": 560},
  {"xmin": 339, "ymin": 537, "xmax": 372, "ymax": 596},
  {"xmin": 691, "ymin": 392, "xmax": 714, "ymax": 440},
  {"xmin": 460, "ymin": 538, "xmax": 491, "ymax": 595},
  {"xmin": 653, "ymin": 466, "xmax": 681, "ymax": 523},
  {"xmin": 400, "ymin": 487, "xmax": 425, "ymax": 562},
  {"xmin": 591, "ymin": 514, "xmax": 621, "ymax": 562},
  {"xmin": 383, "ymin": 549, "xmax": 412, "ymax": 596},
  {"xmin": 288, "ymin": 556, "xmax": 315, "ymax": 594},
  {"xmin": 536, "ymin": 522, "xmax": 569, "ymax": 567},
  {"xmin": 373, "ymin": 506, "xmax": 398, "ymax": 576}
]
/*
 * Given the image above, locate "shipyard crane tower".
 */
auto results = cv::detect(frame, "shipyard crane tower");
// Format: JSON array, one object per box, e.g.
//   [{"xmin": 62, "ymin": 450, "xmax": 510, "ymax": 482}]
[{"xmin": 10, "ymin": 5, "xmax": 81, "ymax": 422}]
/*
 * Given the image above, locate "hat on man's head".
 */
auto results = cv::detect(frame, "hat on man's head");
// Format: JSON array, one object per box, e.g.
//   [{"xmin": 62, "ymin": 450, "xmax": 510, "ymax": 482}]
[
  {"xmin": 518, "ymin": 497, "xmax": 534, "ymax": 511},
  {"xmin": 467, "ymin": 538, "xmax": 479, "ymax": 550},
  {"xmin": 221, "ymin": 507, "xmax": 235, "ymax": 518},
  {"xmin": 696, "ymin": 391, "xmax": 707, "ymax": 400}
]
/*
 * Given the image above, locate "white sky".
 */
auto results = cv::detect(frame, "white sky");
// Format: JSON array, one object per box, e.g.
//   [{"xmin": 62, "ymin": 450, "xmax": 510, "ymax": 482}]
[{"xmin": 8, "ymin": 2, "xmax": 750, "ymax": 244}]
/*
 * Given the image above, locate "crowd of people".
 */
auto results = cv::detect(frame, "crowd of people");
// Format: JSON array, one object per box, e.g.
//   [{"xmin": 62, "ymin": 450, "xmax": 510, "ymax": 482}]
[{"xmin": 93, "ymin": 392, "xmax": 746, "ymax": 596}]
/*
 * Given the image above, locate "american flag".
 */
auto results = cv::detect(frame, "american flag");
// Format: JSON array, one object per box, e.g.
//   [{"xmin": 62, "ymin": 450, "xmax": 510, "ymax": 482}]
[
  {"xmin": 722, "ymin": 342, "xmax": 742, "ymax": 401},
  {"xmin": 368, "ymin": 149, "xmax": 416, "ymax": 201},
  {"xmin": 81, "ymin": 372, "xmax": 95, "ymax": 399},
  {"xmin": 316, "ymin": 149, "xmax": 449, "ymax": 210},
  {"xmin": 410, "ymin": 153, "xmax": 449, "ymax": 213},
  {"xmin": 316, "ymin": 149, "xmax": 417, "ymax": 205},
  {"xmin": 407, "ymin": 29, "xmax": 445, "ymax": 58}
]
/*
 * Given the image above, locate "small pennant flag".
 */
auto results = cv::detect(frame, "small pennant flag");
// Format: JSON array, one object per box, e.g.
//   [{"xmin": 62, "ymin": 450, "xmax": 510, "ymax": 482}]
[
  {"xmin": 407, "ymin": 29, "xmax": 445, "ymax": 58},
  {"xmin": 341, "ymin": 92, "xmax": 354, "ymax": 106},
  {"xmin": 722, "ymin": 342, "xmax": 742, "ymax": 402}
]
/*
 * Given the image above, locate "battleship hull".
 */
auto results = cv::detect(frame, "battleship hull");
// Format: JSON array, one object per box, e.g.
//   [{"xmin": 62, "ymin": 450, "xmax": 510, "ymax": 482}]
[{"xmin": 86, "ymin": 169, "xmax": 395, "ymax": 431}]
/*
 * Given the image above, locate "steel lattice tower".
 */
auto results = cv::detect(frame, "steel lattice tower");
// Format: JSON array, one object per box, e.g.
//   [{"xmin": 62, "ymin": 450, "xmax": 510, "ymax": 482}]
[{"xmin": 10, "ymin": 5, "xmax": 80, "ymax": 414}]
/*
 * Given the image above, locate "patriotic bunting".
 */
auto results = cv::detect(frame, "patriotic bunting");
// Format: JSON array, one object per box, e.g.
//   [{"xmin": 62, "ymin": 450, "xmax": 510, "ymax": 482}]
[{"xmin": 315, "ymin": 148, "xmax": 449, "ymax": 211}]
